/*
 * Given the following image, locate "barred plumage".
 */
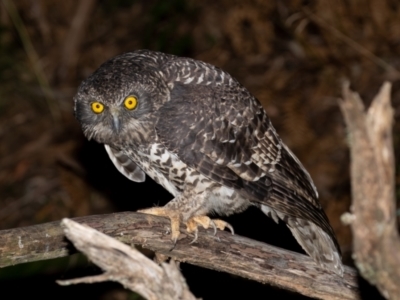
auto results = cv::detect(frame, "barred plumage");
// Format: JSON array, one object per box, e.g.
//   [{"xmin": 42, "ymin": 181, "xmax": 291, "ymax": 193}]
[{"xmin": 74, "ymin": 49, "xmax": 343, "ymax": 276}]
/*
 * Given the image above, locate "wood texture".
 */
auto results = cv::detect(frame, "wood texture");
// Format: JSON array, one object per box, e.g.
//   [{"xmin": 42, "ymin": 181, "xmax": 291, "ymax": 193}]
[
  {"xmin": 0, "ymin": 212, "xmax": 359, "ymax": 299},
  {"xmin": 57, "ymin": 219, "xmax": 197, "ymax": 300},
  {"xmin": 340, "ymin": 82, "xmax": 400, "ymax": 300}
]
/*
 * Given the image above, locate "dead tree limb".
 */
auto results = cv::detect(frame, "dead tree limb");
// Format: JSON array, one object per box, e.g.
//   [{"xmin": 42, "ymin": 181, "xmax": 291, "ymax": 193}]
[
  {"xmin": 339, "ymin": 82, "xmax": 400, "ymax": 299},
  {"xmin": 0, "ymin": 212, "xmax": 358, "ymax": 299},
  {"xmin": 57, "ymin": 218, "xmax": 197, "ymax": 300}
]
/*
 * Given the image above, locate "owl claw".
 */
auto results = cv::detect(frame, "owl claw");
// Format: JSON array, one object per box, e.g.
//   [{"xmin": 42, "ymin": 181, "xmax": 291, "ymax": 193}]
[
  {"xmin": 138, "ymin": 208, "xmax": 234, "ymax": 244},
  {"xmin": 168, "ymin": 240, "xmax": 177, "ymax": 252},
  {"xmin": 171, "ymin": 230, "xmax": 180, "ymax": 245},
  {"xmin": 185, "ymin": 216, "xmax": 234, "ymax": 241},
  {"xmin": 224, "ymin": 222, "xmax": 235, "ymax": 235},
  {"xmin": 189, "ymin": 230, "xmax": 198, "ymax": 244},
  {"xmin": 138, "ymin": 207, "xmax": 181, "ymax": 244},
  {"xmin": 207, "ymin": 219, "xmax": 234, "ymax": 235},
  {"xmin": 209, "ymin": 220, "xmax": 217, "ymax": 235}
]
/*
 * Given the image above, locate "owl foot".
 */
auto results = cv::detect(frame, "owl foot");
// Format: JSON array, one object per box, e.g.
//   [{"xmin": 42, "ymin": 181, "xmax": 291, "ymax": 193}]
[
  {"xmin": 138, "ymin": 207, "xmax": 181, "ymax": 243},
  {"xmin": 185, "ymin": 216, "xmax": 234, "ymax": 244},
  {"xmin": 138, "ymin": 208, "xmax": 234, "ymax": 244}
]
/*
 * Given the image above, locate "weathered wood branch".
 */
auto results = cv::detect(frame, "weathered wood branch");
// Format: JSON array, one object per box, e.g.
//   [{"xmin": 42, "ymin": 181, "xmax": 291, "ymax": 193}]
[
  {"xmin": 340, "ymin": 82, "xmax": 400, "ymax": 300},
  {"xmin": 57, "ymin": 218, "xmax": 197, "ymax": 300},
  {"xmin": 0, "ymin": 212, "xmax": 358, "ymax": 299}
]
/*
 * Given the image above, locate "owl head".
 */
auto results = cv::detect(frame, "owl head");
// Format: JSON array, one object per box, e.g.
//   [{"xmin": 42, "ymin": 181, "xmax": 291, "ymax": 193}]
[{"xmin": 74, "ymin": 52, "xmax": 170, "ymax": 145}]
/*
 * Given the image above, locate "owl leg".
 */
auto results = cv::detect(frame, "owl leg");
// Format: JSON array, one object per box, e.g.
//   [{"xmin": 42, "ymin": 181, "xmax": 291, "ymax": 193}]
[
  {"xmin": 137, "ymin": 207, "xmax": 181, "ymax": 243},
  {"xmin": 185, "ymin": 216, "xmax": 234, "ymax": 244},
  {"xmin": 139, "ymin": 196, "xmax": 234, "ymax": 244}
]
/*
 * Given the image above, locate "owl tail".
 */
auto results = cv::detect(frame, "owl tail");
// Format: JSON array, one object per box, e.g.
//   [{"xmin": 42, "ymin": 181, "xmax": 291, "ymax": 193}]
[{"xmin": 261, "ymin": 205, "xmax": 344, "ymax": 276}]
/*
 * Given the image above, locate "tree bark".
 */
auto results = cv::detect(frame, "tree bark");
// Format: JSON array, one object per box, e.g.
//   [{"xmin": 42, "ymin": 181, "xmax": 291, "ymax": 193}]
[
  {"xmin": 57, "ymin": 218, "xmax": 197, "ymax": 300},
  {"xmin": 0, "ymin": 212, "xmax": 359, "ymax": 299},
  {"xmin": 339, "ymin": 82, "xmax": 400, "ymax": 300}
]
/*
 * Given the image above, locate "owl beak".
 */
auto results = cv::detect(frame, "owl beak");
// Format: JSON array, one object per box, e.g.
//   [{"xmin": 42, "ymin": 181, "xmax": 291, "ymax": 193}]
[
  {"xmin": 112, "ymin": 115, "xmax": 121, "ymax": 133},
  {"xmin": 111, "ymin": 111, "xmax": 121, "ymax": 133}
]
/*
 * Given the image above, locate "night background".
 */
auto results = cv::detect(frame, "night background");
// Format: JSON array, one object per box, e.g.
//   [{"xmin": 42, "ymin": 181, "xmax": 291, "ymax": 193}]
[{"xmin": 0, "ymin": 0, "xmax": 399, "ymax": 299}]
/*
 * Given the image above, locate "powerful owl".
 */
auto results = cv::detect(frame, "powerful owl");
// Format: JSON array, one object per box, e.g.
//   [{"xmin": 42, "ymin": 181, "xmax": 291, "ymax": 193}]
[{"xmin": 74, "ymin": 50, "xmax": 343, "ymax": 276}]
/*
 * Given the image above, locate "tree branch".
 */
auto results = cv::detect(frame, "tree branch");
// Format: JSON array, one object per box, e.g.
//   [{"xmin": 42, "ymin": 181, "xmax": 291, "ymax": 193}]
[
  {"xmin": 339, "ymin": 82, "xmax": 400, "ymax": 299},
  {"xmin": 56, "ymin": 218, "xmax": 197, "ymax": 300},
  {"xmin": 0, "ymin": 212, "xmax": 358, "ymax": 299}
]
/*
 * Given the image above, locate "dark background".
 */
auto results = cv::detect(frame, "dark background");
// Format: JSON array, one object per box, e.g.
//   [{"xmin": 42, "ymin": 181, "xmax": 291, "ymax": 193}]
[{"xmin": 0, "ymin": 0, "xmax": 399, "ymax": 299}]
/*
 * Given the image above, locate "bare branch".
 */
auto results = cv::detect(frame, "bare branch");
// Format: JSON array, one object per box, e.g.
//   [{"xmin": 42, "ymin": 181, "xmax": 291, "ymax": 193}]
[
  {"xmin": 339, "ymin": 82, "xmax": 400, "ymax": 299},
  {"xmin": 56, "ymin": 218, "xmax": 197, "ymax": 300},
  {"xmin": 0, "ymin": 212, "xmax": 359, "ymax": 299}
]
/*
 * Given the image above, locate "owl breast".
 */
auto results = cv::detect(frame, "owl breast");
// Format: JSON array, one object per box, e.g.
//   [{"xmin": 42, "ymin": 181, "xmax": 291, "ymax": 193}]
[{"xmin": 123, "ymin": 142, "xmax": 250, "ymax": 216}]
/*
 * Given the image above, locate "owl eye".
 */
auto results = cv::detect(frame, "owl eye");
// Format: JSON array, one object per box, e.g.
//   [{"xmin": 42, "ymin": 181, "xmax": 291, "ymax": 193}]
[
  {"xmin": 124, "ymin": 96, "xmax": 138, "ymax": 110},
  {"xmin": 91, "ymin": 102, "xmax": 104, "ymax": 114}
]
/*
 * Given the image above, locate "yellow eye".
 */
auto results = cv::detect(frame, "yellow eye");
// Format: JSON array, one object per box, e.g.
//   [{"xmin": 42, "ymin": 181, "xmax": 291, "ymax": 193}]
[
  {"xmin": 124, "ymin": 96, "xmax": 138, "ymax": 110},
  {"xmin": 91, "ymin": 102, "xmax": 104, "ymax": 114}
]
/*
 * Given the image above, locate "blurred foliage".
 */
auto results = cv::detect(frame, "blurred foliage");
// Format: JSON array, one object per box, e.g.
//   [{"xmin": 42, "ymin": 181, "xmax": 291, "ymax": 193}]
[{"xmin": 0, "ymin": 0, "xmax": 399, "ymax": 299}]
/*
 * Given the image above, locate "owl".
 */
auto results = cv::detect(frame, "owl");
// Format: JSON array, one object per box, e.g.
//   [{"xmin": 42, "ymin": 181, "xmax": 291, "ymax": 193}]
[{"xmin": 74, "ymin": 50, "xmax": 343, "ymax": 276}]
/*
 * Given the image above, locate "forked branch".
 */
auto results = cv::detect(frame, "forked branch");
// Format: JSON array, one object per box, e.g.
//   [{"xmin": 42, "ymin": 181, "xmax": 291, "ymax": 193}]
[
  {"xmin": 57, "ymin": 218, "xmax": 197, "ymax": 300},
  {"xmin": 340, "ymin": 82, "xmax": 400, "ymax": 299}
]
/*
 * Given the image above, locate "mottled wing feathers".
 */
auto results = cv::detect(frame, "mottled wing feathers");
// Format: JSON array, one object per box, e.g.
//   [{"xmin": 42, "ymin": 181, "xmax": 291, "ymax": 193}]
[
  {"xmin": 160, "ymin": 55, "xmax": 235, "ymax": 87},
  {"xmin": 155, "ymin": 80, "xmax": 338, "ymax": 250},
  {"xmin": 104, "ymin": 144, "xmax": 146, "ymax": 182}
]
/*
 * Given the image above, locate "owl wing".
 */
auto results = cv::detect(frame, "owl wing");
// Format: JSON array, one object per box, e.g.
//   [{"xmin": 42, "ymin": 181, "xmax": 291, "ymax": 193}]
[
  {"xmin": 159, "ymin": 56, "xmax": 318, "ymax": 201},
  {"xmin": 105, "ymin": 144, "xmax": 145, "ymax": 182},
  {"xmin": 155, "ymin": 81, "xmax": 340, "ymax": 253}
]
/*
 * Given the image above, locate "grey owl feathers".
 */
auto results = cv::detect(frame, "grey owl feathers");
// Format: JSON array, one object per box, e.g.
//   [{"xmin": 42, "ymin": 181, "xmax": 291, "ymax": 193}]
[{"xmin": 74, "ymin": 49, "xmax": 343, "ymax": 276}]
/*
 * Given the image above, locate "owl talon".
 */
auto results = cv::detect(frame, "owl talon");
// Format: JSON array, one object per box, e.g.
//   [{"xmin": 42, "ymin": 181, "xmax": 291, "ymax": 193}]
[
  {"xmin": 185, "ymin": 216, "xmax": 234, "ymax": 241},
  {"xmin": 168, "ymin": 243, "xmax": 176, "ymax": 252},
  {"xmin": 226, "ymin": 223, "xmax": 235, "ymax": 235},
  {"xmin": 189, "ymin": 230, "xmax": 198, "ymax": 244},
  {"xmin": 138, "ymin": 207, "xmax": 181, "ymax": 243},
  {"xmin": 209, "ymin": 220, "xmax": 217, "ymax": 235},
  {"xmin": 210, "ymin": 219, "xmax": 234, "ymax": 235},
  {"xmin": 171, "ymin": 230, "xmax": 180, "ymax": 245}
]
